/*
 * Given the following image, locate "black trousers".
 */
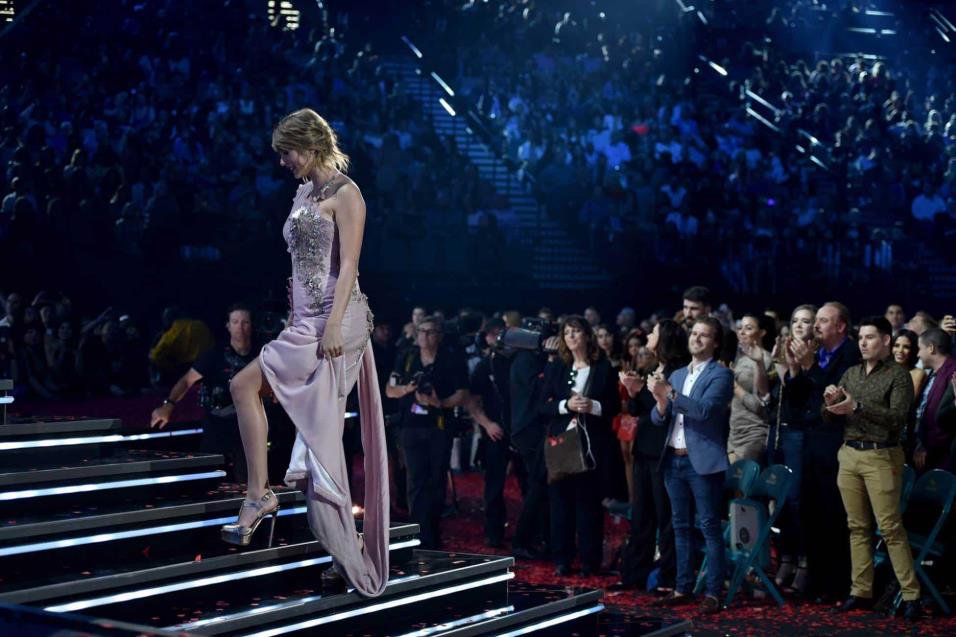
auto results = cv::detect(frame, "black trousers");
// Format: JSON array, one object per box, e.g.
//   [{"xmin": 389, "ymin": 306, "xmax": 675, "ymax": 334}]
[
  {"xmin": 620, "ymin": 452, "xmax": 676, "ymax": 588},
  {"xmin": 549, "ymin": 468, "xmax": 604, "ymax": 570},
  {"xmin": 511, "ymin": 427, "xmax": 550, "ymax": 551},
  {"xmin": 401, "ymin": 426, "xmax": 451, "ymax": 549},
  {"xmin": 480, "ymin": 430, "xmax": 511, "ymax": 544},
  {"xmin": 802, "ymin": 429, "xmax": 851, "ymax": 600}
]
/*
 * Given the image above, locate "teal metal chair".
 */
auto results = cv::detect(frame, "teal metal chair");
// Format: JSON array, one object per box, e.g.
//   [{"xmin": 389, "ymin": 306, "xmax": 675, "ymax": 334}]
[
  {"xmin": 892, "ymin": 469, "xmax": 956, "ymax": 615},
  {"xmin": 693, "ymin": 459, "xmax": 761, "ymax": 595},
  {"xmin": 874, "ymin": 464, "xmax": 917, "ymax": 569},
  {"xmin": 722, "ymin": 464, "xmax": 793, "ymax": 607}
]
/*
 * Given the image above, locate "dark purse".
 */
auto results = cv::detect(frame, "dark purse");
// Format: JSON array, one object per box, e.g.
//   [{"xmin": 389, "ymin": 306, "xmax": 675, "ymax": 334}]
[{"xmin": 544, "ymin": 413, "xmax": 596, "ymax": 483}]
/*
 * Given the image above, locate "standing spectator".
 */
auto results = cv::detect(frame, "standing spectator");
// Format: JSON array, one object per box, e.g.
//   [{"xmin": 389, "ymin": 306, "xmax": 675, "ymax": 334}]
[
  {"xmin": 892, "ymin": 329, "xmax": 927, "ymax": 397},
  {"xmin": 770, "ymin": 304, "xmax": 817, "ymax": 594},
  {"xmin": 596, "ymin": 324, "xmax": 622, "ymax": 369},
  {"xmin": 537, "ymin": 315, "xmax": 620, "ymax": 576},
  {"xmin": 786, "ymin": 302, "xmax": 860, "ymax": 603},
  {"xmin": 650, "ymin": 317, "xmax": 733, "ymax": 614},
  {"xmin": 885, "ymin": 304, "xmax": 906, "ymax": 336},
  {"xmin": 913, "ymin": 328, "xmax": 956, "ymax": 472},
  {"xmin": 680, "ymin": 286, "xmax": 712, "ymax": 331},
  {"xmin": 823, "ymin": 316, "xmax": 920, "ymax": 620},
  {"xmin": 614, "ymin": 319, "xmax": 688, "ymax": 593},
  {"xmin": 728, "ymin": 313, "xmax": 774, "ymax": 462}
]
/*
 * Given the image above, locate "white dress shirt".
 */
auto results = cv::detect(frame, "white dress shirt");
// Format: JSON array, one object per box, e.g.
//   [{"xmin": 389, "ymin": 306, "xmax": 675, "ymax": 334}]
[{"xmin": 667, "ymin": 358, "xmax": 713, "ymax": 449}]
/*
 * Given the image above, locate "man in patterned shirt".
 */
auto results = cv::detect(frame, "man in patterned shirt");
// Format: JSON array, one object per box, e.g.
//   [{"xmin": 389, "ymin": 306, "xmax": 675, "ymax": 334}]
[{"xmin": 823, "ymin": 316, "xmax": 920, "ymax": 620}]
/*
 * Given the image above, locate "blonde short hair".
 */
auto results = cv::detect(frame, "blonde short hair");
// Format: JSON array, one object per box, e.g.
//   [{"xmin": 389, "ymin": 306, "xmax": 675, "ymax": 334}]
[{"xmin": 272, "ymin": 108, "xmax": 350, "ymax": 178}]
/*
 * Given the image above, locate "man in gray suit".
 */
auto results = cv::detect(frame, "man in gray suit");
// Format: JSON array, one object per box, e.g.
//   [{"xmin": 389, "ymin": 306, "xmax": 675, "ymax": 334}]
[{"xmin": 650, "ymin": 316, "xmax": 733, "ymax": 614}]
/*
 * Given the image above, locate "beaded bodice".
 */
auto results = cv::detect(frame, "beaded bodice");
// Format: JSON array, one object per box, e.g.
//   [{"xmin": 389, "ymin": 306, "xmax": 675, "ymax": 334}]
[{"xmin": 284, "ymin": 182, "xmax": 362, "ymax": 317}]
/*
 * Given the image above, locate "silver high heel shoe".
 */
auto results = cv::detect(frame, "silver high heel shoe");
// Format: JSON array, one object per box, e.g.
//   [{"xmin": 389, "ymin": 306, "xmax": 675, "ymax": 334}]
[{"xmin": 221, "ymin": 487, "xmax": 279, "ymax": 547}]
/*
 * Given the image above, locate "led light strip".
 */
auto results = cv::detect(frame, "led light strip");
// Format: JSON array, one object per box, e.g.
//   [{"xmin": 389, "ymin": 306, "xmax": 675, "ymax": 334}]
[
  {"xmin": 233, "ymin": 572, "xmax": 515, "ymax": 637},
  {"xmin": 178, "ymin": 573, "xmax": 423, "ymax": 631},
  {"xmin": 394, "ymin": 605, "xmax": 514, "ymax": 637},
  {"xmin": 495, "ymin": 604, "xmax": 605, "ymax": 637},
  {"xmin": 0, "ymin": 428, "xmax": 203, "ymax": 451},
  {"xmin": 0, "ymin": 506, "xmax": 309, "ymax": 557},
  {"xmin": 0, "ymin": 470, "xmax": 226, "ymax": 501},
  {"xmin": 44, "ymin": 539, "xmax": 420, "ymax": 614}
]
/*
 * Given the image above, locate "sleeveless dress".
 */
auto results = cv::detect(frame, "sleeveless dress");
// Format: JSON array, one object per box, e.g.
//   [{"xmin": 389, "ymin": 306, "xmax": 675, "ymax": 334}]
[{"xmin": 259, "ymin": 181, "xmax": 389, "ymax": 597}]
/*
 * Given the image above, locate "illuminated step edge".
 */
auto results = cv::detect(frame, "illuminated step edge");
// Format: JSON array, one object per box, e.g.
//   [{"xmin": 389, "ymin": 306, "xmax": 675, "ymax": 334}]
[
  {"xmin": 393, "ymin": 605, "xmax": 514, "ymax": 637},
  {"xmin": 0, "ymin": 470, "xmax": 226, "ymax": 501},
  {"xmin": 0, "ymin": 506, "xmax": 309, "ymax": 558},
  {"xmin": 0, "ymin": 428, "xmax": 203, "ymax": 450},
  {"xmin": 45, "ymin": 539, "xmax": 421, "ymax": 614},
  {"xmin": 177, "ymin": 571, "xmax": 516, "ymax": 636},
  {"xmin": 495, "ymin": 603, "xmax": 605, "ymax": 637}
]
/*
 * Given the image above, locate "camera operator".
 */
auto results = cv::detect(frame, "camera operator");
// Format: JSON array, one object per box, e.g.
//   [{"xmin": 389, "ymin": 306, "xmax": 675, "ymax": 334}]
[
  {"xmin": 150, "ymin": 303, "xmax": 256, "ymax": 482},
  {"xmin": 385, "ymin": 316, "xmax": 468, "ymax": 549},
  {"xmin": 466, "ymin": 318, "xmax": 514, "ymax": 548},
  {"xmin": 506, "ymin": 318, "xmax": 560, "ymax": 560}
]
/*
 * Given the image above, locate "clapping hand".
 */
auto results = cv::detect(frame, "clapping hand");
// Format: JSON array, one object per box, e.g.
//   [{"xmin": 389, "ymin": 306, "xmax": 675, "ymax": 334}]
[
  {"xmin": 619, "ymin": 370, "xmax": 645, "ymax": 397},
  {"xmin": 826, "ymin": 389, "xmax": 857, "ymax": 415},
  {"xmin": 738, "ymin": 341, "xmax": 763, "ymax": 363},
  {"xmin": 788, "ymin": 336, "xmax": 815, "ymax": 370},
  {"xmin": 648, "ymin": 371, "xmax": 671, "ymax": 402}
]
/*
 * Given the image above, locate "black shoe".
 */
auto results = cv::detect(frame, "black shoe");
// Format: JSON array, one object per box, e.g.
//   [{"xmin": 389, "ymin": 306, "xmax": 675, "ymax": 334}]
[
  {"xmin": 608, "ymin": 581, "xmax": 637, "ymax": 592},
  {"xmin": 901, "ymin": 599, "xmax": 922, "ymax": 621},
  {"xmin": 653, "ymin": 592, "xmax": 696, "ymax": 607},
  {"xmin": 553, "ymin": 564, "xmax": 574, "ymax": 576},
  {"xmin": 837, "ymin": 596, "xmax": 873, "ymax": 613},
  {"xmin": 699, "ymin": 595, "xmax": 722, "ymax": 614},
  {"xmin": 512, "ymin": 546, "xmax": 541, "ymax": 560}
]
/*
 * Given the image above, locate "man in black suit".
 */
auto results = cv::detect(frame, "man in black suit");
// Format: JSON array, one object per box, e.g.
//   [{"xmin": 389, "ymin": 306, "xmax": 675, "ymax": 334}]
[{"xmin": 783, "ymin": 302, "xmax": 860, "ymax": 602}]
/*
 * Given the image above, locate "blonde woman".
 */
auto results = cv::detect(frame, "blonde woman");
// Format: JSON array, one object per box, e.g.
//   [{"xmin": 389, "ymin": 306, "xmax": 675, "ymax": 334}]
[{"xmin": 223, "ymin": 109, "xmax": 389, "ymax": 597}]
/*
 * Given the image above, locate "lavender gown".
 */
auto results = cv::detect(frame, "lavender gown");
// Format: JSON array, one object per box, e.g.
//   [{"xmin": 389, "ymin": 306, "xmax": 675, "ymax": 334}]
[{"xmin": 259, "ymin": 181, "xmax": 389, "ymax": 597}]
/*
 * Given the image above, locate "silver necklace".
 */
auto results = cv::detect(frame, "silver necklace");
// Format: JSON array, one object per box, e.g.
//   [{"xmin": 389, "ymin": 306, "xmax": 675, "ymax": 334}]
[{"xmin": 308, "ymin": 172, "xmax": 339, "ymax": 203}]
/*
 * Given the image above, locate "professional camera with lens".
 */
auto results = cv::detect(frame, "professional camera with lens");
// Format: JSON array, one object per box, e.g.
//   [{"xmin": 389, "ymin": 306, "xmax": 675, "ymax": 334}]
[
  {"xmin": 495, "ymin": 317, "xmax": 559, "ymax": 356},
  {"xmin": 411, "ymin": 370, "xmax": 435, "ymax": 396}
]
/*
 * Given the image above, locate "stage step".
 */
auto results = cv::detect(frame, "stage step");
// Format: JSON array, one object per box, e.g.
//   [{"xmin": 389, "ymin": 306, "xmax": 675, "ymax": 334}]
[
  {"xmin": 0, "ymin": 451, "xmax": 227, "ymax": 519},
  {"xmin": 0, "ymin": 418, "xmax": 204, "ymax": 465},
  {"xmin": 35, "ymin": 551, "xmax": 514, "ymax": 636},
  {"xmin": 3, "ymin": 523, "xmax": 421, "ymax": 607}
]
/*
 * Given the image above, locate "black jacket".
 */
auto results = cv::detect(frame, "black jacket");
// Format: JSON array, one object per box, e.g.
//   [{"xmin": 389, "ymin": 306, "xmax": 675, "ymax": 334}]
[
  {"xmin": 780, "ymin": 339, "xmax": 861, "ymax": 430},
  {"xmin": 628, "ymin": 361, "xmax": 685, "ymax": 458},
  {"xmin": 537, "ymin": 357, "xmax": 620, "ymax": 465}
]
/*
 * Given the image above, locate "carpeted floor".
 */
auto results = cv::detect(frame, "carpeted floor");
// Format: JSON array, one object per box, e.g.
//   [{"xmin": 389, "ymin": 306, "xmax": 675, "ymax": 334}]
[{"xmin": 435, "ymin": 465, "xmax": 954, "ymax": 637}]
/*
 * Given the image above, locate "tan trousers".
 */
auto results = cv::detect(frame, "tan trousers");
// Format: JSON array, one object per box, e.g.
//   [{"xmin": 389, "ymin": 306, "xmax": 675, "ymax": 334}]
[{"xmin": 836, "ymin": 444, "xmax": 920, "ymax": 601}]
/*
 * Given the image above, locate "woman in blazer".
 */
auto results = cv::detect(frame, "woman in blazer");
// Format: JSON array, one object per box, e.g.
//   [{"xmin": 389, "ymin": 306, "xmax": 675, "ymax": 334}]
[{"xmin": 538, "ymin": 315, "xmax": 620, "ymax": 576}]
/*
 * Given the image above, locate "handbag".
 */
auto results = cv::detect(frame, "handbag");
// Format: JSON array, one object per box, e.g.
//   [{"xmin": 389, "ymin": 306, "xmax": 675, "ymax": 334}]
[{"xmin": 544, "ymin": 413, "xmax": 597, "ymax": 483}]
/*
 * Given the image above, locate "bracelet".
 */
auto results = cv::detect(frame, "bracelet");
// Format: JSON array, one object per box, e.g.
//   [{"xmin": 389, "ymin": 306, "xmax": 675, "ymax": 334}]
[{"xmin": 162, "ymin": 398, "xmax": 176, "ymax": 407}]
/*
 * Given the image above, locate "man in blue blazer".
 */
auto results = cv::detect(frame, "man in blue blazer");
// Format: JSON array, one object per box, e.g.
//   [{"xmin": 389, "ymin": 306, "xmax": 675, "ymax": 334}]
[{"xmin": 649, "ymin": 316, "xmax": 733, "ymax": 613}]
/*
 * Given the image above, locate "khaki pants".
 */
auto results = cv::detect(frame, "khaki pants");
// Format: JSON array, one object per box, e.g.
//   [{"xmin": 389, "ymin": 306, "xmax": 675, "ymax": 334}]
[{"xmin": 836, "ymin": 444, "xmax": 920, "ymax": 601}]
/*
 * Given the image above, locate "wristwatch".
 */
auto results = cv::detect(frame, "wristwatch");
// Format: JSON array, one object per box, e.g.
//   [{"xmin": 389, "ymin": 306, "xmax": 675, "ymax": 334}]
[
  {"xmin": 161, "ymin": 398, "xmax": 176, "ymax": 408},
  {"xmin": 669, "ymin": 388, "xmax": 678, "ymax": 402},
  {"xmin": 852, "ymin": 400, "xmax": 863, "ymax": 415}
]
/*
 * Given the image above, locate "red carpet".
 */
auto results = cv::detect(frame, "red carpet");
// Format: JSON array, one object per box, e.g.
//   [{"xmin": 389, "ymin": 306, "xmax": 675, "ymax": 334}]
[{"xmin": 437, "ymin": 467, "xmax": 955, "ymax": 636}]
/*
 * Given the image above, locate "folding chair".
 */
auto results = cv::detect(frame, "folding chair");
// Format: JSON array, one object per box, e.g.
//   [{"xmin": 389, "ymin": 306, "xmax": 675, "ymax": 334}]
[
  {"xmin": 892, "ymin": 469, "xmax": 956, "ymax": 615},
  {"xmin": 693, "ymin": 459, "xmax": 761, "ymax": 595},
  {"xmin": 722, "ymin": 464, "xmax": 793, "ymax": 607}
]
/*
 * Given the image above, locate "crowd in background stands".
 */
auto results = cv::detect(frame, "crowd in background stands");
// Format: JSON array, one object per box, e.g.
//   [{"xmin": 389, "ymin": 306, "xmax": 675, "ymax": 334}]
[
  {"xmin": 0, "ymin": 0, "xmax": 508, "ymax": 293},
  {"xmin": 412, "ymin": 0, "xmax": 956, "ymax": 293}
]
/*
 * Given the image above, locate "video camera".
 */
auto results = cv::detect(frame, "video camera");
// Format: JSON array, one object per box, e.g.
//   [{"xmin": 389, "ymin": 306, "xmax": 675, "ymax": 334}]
[{"xmin": 494, "ymin": 317, "xmax": 559, "ymax": 356}]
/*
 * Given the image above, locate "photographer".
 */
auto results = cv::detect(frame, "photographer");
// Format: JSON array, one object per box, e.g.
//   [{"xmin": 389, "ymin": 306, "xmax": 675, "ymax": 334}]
[
  {"xmin": 466, "ymin": 318, "xmax": 512, "ymax": 548},
  {"xmin": 150, "ymin": 303, "xmax": 256, "ymax": 482},
  {"xmin": 386, "ymin": 316, "xmax": 468, "ymax": 549}
]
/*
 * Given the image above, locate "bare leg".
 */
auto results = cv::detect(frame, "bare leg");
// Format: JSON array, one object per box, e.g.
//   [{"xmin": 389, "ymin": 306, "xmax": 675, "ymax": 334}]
[
  {"xmin": 230, "ymin": 357, "xmax": 274, "ymax": 526},
  {"xmin": 621, "ymin": 438, "xmax": 635, "ymax": 505}
]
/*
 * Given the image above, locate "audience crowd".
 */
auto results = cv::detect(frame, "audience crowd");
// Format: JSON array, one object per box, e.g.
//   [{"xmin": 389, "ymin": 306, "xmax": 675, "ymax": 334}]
[{"xmin": 409, "ymin": 0, "xmax": 955, "ymax": 293}]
